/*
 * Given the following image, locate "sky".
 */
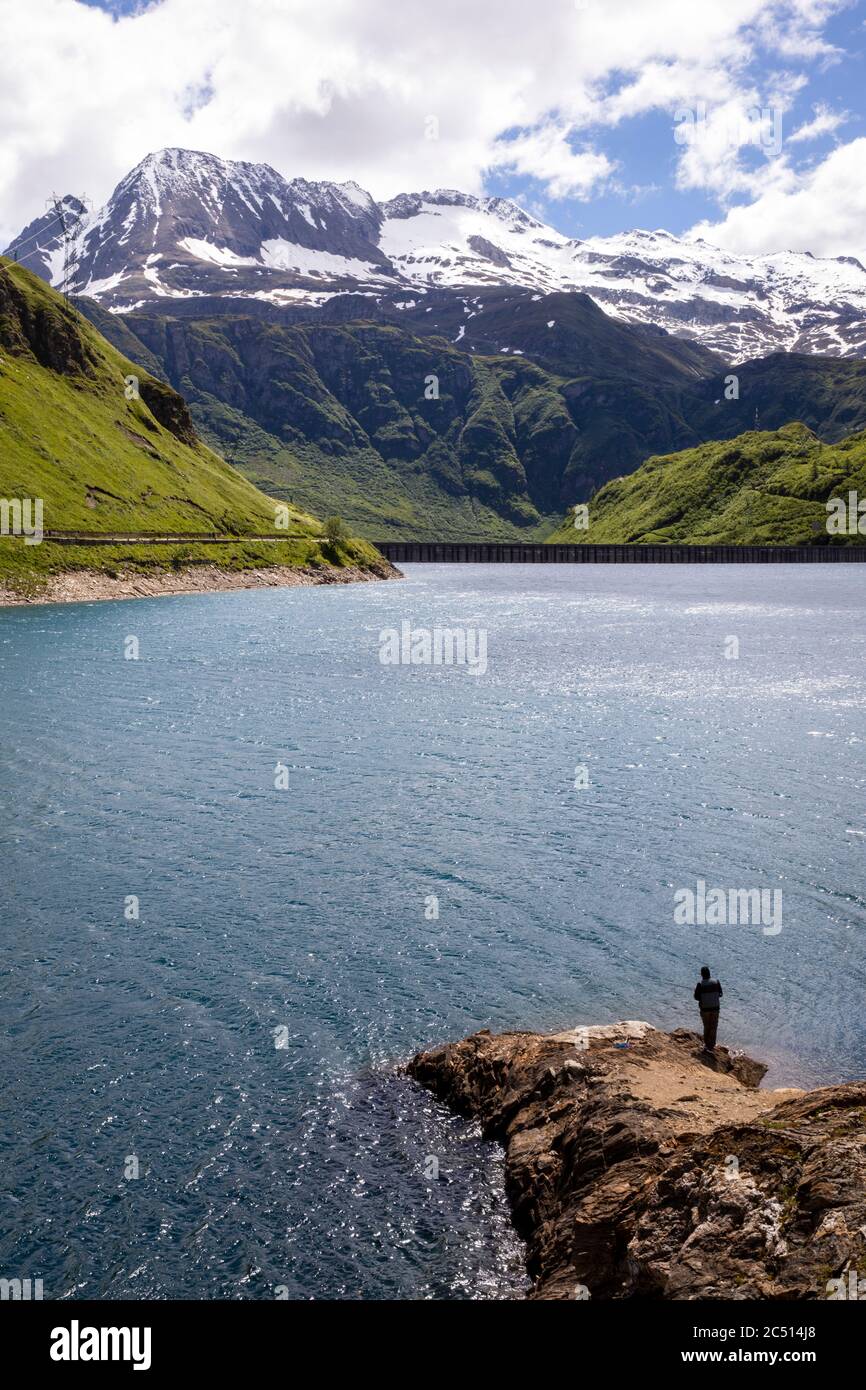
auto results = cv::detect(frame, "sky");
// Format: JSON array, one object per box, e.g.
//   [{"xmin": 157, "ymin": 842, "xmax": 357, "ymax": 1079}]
[{"xmin": 0, "ymin": 0, "xmax": 864, "ymax": 262}]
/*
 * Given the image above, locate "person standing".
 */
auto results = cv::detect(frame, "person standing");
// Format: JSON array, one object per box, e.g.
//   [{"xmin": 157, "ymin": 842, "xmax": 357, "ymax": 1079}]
[{"xmin": 694, "ymin": 966, "xmax": 723, "ymax": 1051}]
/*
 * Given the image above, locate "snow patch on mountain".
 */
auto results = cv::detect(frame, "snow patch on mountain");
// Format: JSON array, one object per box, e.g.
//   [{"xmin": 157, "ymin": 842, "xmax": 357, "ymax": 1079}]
[
  {"xmin": 258, "ymin": 240, "xmax": 382, "ymax": 279},
  {"xmin": 180, "ymin": 238, "xmax": 259, "ymax": 268},
  {"xmin": 379, "ymin": 192, "xmax": 577, "ymax": 292},
  {"xmin": 6, "ymin": 147, "xmax": 866, "ymax": 361}
]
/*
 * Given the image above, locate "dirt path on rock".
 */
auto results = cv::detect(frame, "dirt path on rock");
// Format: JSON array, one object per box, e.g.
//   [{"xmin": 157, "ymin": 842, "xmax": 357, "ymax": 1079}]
[{"xmin": 550, "ymin": 1022, "xmax": 803, "ymax": 1137}]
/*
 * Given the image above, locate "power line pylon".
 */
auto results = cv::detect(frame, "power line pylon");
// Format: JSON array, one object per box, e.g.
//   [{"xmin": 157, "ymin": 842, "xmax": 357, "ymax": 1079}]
[{"xmin": 47, "ymin": 193, "xmax": 89, "ymax": 303}]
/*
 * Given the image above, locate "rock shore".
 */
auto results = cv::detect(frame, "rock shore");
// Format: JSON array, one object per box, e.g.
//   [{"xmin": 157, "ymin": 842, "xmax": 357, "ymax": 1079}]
[
  {"xmin": 0, "ymin": 560, "xmax": 398, "ymax": 607},
  {"xmin": 408, "ymin": 1022, "xmax": 866, "ymax": 1300}
]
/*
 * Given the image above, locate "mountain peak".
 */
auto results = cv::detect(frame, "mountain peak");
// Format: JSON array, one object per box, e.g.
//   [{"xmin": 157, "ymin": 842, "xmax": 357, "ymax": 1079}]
[{"xmin": 5, "ymin": 146, "xmax": 866, "ymax": 361}]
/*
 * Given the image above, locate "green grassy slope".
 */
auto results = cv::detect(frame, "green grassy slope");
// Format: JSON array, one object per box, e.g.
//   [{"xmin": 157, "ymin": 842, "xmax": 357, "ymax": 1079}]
[
  {"xmin": 88, "ymin": 300, "xmax": 866, "ymax": 542},
  {"xmin": 686, "ymin": 353, "xmax": 866, "ymax": 444},
  {"xmin": 0, "ymin": 258, "xmax": 317, "ymax": 533},
  {"xmin": 117, "ymin": 314, "xmax": 565, "ymax": 538},
  {"xmin": 545, "ymin": 422, "xmax": 866, "ymax": 545},
  {"xmin": 97, "ymin": 310, "xmax": 711, "ymax": 540},
  {"xmin": 0, "ymin": 259, "xmax": 385, "ymax": 589}
]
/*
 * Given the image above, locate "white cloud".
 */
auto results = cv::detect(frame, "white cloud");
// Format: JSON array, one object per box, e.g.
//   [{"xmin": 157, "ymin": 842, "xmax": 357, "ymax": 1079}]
[
  {"xmin": 0, "ymin": 0, "xmax": 851, "ymax": 248},
  {"xmin": 689, "ymin": 137, "xmax": 866, "ymax": 266},
  {"xmin": 486, "ymin": 124, "xmax": 615, "ymax": 201},
  {"xmin": 788, "ymin": 101, "xmax": 849, "ymax": 141},
  {"xmin": 752, "ymin": 0, "xmax": 844, "ymax": 61},
  {"xmin": 673, "ymin": 97, "xmax": 789, "ymax": 199}
]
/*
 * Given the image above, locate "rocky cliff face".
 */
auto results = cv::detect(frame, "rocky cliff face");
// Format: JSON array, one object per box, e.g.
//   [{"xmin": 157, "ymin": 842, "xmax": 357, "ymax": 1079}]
[{"xmin": 408, "ymin": 1022, "xmax": 866, "ymax": 1300}]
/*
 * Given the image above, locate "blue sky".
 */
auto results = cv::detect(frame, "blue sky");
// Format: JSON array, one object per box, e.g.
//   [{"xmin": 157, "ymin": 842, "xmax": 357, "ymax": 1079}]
[
  {"xmin": 485, "ymin": 3, "xmax": 866, "ymax": 241},
  {"xmin": 3, "ymin": 1, "xmax": 865, "ymax": 262},
  {"xmin": 79, "ymin": 0, "xmax": 142, "ymax": 10}
]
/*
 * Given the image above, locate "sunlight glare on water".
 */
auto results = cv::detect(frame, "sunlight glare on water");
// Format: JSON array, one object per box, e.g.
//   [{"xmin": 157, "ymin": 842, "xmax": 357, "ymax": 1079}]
[{"xmin": 0, "ymin": 563, "xmax": 864, "ymax": 1297}]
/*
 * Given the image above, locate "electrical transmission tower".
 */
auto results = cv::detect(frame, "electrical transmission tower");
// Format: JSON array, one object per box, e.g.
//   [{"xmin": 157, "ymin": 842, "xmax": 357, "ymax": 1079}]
[{"xmin": 47, "ymin": 194, "xmax": 89, "ymax": 302}]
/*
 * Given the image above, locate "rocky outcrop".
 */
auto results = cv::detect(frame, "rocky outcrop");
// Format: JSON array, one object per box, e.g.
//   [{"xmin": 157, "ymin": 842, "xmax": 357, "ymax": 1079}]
[
  {"xmin": 137, "ymin": 376, "xmax": 199, "ymax": 447},
  {"xmin": 0, "ymin": 263, "xmax": 98, "ymax": 377},
  {"xmin": 408, "ymin": 1022, "xmax": 866, "ymax": 1300}
]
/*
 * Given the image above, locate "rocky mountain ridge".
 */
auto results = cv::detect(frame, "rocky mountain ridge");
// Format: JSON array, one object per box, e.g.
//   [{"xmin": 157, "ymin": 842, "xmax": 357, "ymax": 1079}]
[{"xmin": 7, "ymin": 147, "xmax": 866, "ymax": 361}]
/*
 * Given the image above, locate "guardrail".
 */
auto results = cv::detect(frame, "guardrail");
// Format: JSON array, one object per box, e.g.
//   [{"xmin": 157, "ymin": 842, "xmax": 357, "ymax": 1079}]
[{"xmin": 39, "ymin": 531, "xmax": 318, "ymax": 545}]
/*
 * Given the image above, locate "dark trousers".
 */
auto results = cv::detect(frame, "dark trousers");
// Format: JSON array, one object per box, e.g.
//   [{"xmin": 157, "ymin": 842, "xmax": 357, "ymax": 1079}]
[{"xmin": 700, "ymin": 1008, "xmax": 719, "ymax": 1050}]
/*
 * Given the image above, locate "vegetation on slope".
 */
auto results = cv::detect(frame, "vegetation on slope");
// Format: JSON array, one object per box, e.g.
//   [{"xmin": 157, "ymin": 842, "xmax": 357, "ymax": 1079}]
[
  {"xmin": 87, "ymin": 296, "xmax": 866, "ymax": 542},
  {"xmin": 687, "ymin": 352, "xmax": 866, "ymax": 444},
  {"xmin": 0, "ymin": 259, "xmax": 383, "ymax": 592},
  {"xmin": 86, "ymin": 308, "xmax": 716, "ymax": 539},
  {"xmin": 0, "ymin": 535, "xmax": 387, "ymax": 600},
  {"xmin": 95, "ymin": 313, "xmax": 567, "ymax": 538},
  {"xmin": 545, "ymin": 422, "xmax": 866, "ymax": 545}
]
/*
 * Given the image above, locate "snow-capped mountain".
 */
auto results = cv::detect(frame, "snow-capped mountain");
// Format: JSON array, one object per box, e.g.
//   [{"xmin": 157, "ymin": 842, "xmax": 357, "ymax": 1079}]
[
  {"xmin": 5, "ymin": 149, "xmax": 393, "ymax": 306},
  {"xmin": 569, "ymin": 230, "xmax": 866, "ymax": 361},
  {"xmin": 7, "ymin": 147, "xmax": 866, "ymax": 362}
]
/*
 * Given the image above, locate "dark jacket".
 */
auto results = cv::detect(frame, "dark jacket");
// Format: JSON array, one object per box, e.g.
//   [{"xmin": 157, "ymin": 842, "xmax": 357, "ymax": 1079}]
[{"xmin": 694, "ymin": 978, "xmax": 723, "ymax": 1010}]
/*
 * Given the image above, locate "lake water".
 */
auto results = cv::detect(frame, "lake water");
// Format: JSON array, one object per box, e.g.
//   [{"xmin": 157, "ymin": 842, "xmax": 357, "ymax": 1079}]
[{"xmin": 1, "ymin": 563, "xmax": 864, "ymax": 1299}]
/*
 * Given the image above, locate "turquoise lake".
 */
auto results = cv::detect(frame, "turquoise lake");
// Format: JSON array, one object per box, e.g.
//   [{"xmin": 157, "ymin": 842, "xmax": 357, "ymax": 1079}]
[{"xmin": 1, "ymin": 563, "xmax": 864, "ymax": 1298}]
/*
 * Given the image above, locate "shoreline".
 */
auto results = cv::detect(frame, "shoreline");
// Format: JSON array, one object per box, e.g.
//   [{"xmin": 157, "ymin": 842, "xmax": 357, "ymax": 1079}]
[
  {"xmin": 0, "ymin": 559, "xmax": 400, "ymax": 608},
  {"xmin": 408, "ymin": 1020, "xmax": 866, "ymax": 1300}
]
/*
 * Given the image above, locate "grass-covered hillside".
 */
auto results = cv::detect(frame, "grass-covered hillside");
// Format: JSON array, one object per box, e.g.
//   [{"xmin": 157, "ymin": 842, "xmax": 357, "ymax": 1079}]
[
  {"xmin": 83, "ymin": 297, "xmax": 728, "ymax": 540},
  {"xmin": 83, "ymin": 292, "xmax": 866, "ymax": 543},
  {"xmin": 0, "ymin": 259, "xmax": 385, "ymax": 591},
  {"xmin": 99, "ymin": 313, "xmax": 579, "ymax": 539},
  {"xmin": 546, "ymin": 422, "xmax": 866, "ymax": 546}
]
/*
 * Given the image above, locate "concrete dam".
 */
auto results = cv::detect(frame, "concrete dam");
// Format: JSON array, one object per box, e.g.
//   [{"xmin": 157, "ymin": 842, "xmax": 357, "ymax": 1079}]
[{"xmin": 374, "ymin": 541, "xmax": 866, "ymax": 564}]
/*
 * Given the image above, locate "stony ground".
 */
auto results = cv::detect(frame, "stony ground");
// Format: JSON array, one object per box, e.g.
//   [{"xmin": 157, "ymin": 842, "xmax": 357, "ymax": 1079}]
[
  {"xmin": 408, "ymin": 1021, "xmax": 866, "ymax": 1300},
  {"xmin": 0, "ymin": 561, "xmax": 397, "ymax": 607}
]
